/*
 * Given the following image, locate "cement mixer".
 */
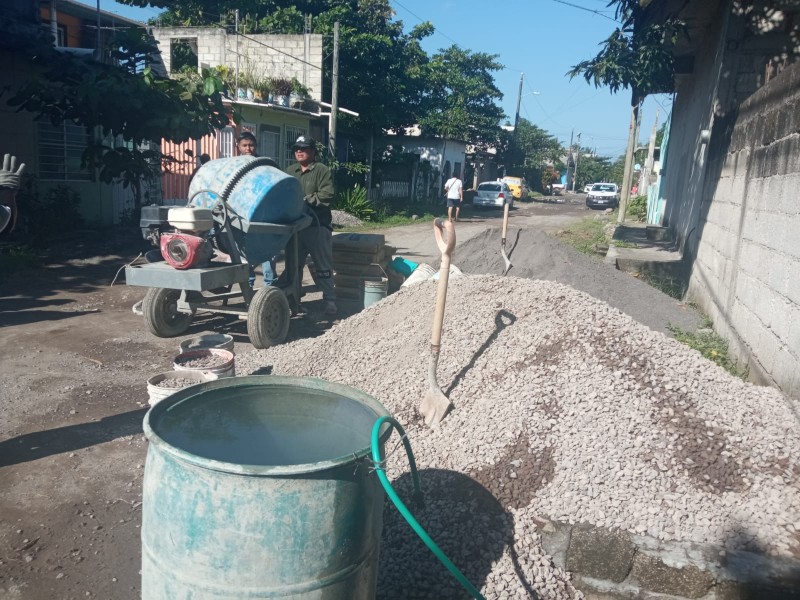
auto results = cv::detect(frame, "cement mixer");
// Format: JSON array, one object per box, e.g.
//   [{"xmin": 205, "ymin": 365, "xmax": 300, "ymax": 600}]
[{"xmin": 126, "ymin": 156, "xmax": 312, "ymax": 349}]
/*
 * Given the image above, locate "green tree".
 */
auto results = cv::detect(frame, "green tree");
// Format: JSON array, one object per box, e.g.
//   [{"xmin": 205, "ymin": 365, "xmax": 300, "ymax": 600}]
[
  {"xmin": 8, "ymin": 27, "xmax": 231, "ymax": 210},
  {"xmin": 567, "ymin": 0, "xmax": 685, "ymax": 220},
  {"xmin": 420, "ymin": 45, "xmax": 505, "ymax": 148}
]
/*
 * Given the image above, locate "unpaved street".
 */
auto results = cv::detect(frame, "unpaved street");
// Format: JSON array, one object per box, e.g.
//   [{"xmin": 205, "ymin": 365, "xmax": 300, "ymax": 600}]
[{"xmin": 1, "ymin": 197, "xmax": 699, "ymax": 599}]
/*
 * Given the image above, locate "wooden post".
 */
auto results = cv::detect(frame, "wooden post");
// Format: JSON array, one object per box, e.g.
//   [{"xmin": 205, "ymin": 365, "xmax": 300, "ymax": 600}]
[
  {"xmin": 329, "ymin": 21, "xmax": 339, "ymax": 159},
  {"xmin": 617, "ymin": 93, "xmax": 640, "ymax": 224}
]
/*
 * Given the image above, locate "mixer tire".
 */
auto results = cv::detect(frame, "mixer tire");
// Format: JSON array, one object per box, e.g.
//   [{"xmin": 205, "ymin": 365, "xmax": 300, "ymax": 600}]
[
  {"xmin": 143, "ymin": 287, "xmax": 193, "ymax": 338},
  {"xmin": 248, "ymin": 287, "xmax": 290, "ymax": 349}
]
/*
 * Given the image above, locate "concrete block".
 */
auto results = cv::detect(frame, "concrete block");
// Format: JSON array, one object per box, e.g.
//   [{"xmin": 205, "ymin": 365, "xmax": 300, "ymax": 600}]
[
  {"xmin": 566, "ymin": 524, "xmax": 636, "ymax": 583},
  {"xmin": 630, "ymin": 552, "xmax": 714, "ymax": 598}
]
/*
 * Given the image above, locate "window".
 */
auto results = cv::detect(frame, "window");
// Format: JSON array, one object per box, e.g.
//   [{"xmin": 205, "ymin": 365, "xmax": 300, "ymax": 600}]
[
  {"xmin": 478, "ymin": 183, "xmax": 501, "ymax": 191},
  {"xmin": 38, "ymin": 121, "xmax": 91, "ymax": 181},
  {"xmin": 218, "ymin": 127, "xmax": 235, "ymax": 158},
  {"xmin": 170, "ymin": 38, "xmax": 198, "ymax": 73},
  {"xmin": 284, "ymin": 125, "xmax": 307, "ymax": 167},
  {"xmin": 259, "ymin": 125, "xmax": 280, "ymax": 162}
]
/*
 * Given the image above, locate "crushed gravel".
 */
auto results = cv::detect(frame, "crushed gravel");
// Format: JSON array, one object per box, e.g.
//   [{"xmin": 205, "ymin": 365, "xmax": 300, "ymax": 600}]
[
  {"xmin": 237, "ymin": 275, "xmax": 800, "ymax": 599},
  {"xmin": 331, "ymin": 210, "xmax": 364, "ymax": 228}
]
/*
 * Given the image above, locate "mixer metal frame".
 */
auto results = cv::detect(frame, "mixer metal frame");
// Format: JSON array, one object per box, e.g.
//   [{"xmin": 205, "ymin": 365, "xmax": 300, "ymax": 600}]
[{"xmin": 126, "ymin": 214, "xmax": 312, "ymax": 349}]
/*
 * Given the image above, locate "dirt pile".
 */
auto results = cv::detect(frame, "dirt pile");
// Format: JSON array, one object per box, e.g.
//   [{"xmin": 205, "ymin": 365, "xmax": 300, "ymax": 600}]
[
  {"xmin": 236, "ymin": 275, "xmax": 799, "ymax": 599},
  {"xmin": 453, "ymin": 227, "xmax": 700, "ymax": 335}
]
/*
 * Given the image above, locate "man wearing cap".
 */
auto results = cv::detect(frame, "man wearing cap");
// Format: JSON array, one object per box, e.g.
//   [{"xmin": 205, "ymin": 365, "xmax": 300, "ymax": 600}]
[{"xmin": 286, "ymin": 136, "xmax": 337, "ymax": 315}]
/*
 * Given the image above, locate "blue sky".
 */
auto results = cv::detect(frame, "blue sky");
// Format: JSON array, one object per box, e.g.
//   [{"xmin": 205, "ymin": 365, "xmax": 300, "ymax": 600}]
[{"xmin": 96, "ymin": 0, "xmax": 670, "ymax": 158}]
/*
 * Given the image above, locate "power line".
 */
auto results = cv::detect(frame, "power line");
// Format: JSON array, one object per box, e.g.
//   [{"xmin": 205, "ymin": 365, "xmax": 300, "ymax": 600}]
[
  {"xmin": 391, "ymin": 0, "xmax": 461, "ymax": 47},
  {"xmin": 236, "ymin": 31, "xmax": 322, "ymax": 70},
  {"xmin": 546, "ymin": 0, "xmax": 618, "ymax": 22}
]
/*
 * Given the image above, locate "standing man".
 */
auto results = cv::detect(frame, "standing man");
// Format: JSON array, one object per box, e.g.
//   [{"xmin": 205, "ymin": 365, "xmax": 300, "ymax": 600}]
[
  {"xmin": 444, "ymin": 171, "xmax": 463, "ymax": 222},
  {"xmin": 286, "ymin": 136, "xmax": 337, "ymax": 316},
  {"xmin": 236, "ymin": 131, "xmax": 278, "ymax": 286}
]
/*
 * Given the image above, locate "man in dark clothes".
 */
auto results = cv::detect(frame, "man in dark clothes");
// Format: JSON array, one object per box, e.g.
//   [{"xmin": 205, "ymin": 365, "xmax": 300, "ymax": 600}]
[{"xmin": 285, "ymin": 136, "xmax": 337, "ymax": 315}]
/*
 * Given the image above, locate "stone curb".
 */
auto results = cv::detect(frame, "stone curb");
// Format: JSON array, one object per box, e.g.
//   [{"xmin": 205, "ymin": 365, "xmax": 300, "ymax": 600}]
[{"xmin": 538, "ymin": 519, "xmax": 800, "ymax": 599}]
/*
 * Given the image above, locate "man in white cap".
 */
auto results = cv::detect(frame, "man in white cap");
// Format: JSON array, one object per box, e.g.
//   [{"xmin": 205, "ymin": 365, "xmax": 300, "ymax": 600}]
[{"xmin": 285, "ymin": 136, "xmax": 337, "ymax": 315}]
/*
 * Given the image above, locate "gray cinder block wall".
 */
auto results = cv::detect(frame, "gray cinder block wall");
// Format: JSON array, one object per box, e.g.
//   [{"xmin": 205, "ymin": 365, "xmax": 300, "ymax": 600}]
[
  {"xmin": 150, "ymin": 27, "xmax": 323, "ymax": 100},
  {"xmin": 660, "ymin": 1, "xmax": 800, "ymax": 399}
]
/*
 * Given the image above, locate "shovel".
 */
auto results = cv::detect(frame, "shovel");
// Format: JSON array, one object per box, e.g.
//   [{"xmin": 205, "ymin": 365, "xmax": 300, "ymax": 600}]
[
  {"xmin": 420, "ymin": 218, "xmax": 456, "ymax": 428},
  {"xmin": 500, "ymin": 201, "xmax": 512, "ymax": 275}
]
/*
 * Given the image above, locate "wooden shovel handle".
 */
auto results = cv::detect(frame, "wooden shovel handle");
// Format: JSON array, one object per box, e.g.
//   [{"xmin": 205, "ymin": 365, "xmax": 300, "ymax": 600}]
[
  {"xmin": 501, "ymin": 202, "xmax": 510, "ymax": 243},
  {"xmin": 431, "ymin": 219, "xmax": 456, "ymax": 348}
]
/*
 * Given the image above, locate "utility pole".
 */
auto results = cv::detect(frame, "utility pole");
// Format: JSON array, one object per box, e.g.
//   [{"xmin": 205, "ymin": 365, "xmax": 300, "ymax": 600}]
[
  {"xmin": 512, "ymin": 72, "xmax": 523, "ymax": 174},
  {"xmin": 234, "ymin": 10, "xmax": 240, "ymax": 91},
  {"xmin": 96, "ymin": 0, "xmax": 101, "ymax": 56},
  {"xmin": 566, "ymin": 129, "xmax": 574, "ymax": 191},
  {"xmin": 617, "ymin": 93, "xmax": 641, "ymax": 223},
  {"xmin": 329, "ymin": 21, "xmax": 340, "ymax": 159},
  {"xmin": 639, "ymin": 108, "xmax": 659, "ymax": 198},
  {"xmin": 572, "ymin": 132, "xmax": 582, "ymax": 192}
]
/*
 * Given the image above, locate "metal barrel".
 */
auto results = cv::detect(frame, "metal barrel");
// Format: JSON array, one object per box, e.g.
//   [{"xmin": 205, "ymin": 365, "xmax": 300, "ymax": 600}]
[{"xmin": 141, "ymin": 375, "xmax": 391, "ymax": 599}]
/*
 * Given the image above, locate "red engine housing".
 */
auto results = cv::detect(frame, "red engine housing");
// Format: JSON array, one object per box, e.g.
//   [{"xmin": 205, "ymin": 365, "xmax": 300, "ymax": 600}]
[{"xmin": 160, "ymin": 232, "xmax": 213, "ymax": 270}]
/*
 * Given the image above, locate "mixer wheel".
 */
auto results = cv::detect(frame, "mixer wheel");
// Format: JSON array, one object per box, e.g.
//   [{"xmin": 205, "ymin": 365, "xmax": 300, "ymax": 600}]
[
  {"xmin": 247, "ymin": 287, "xmax": 290, "ymax": 349},
  {"xmin": 143, "ymin": 287, "xmax": 193, "ymax": 338}
]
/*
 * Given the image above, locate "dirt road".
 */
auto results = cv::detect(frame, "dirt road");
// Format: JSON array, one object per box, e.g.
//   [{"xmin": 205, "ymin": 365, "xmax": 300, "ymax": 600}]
[{"xmin": 0, "ymin": 196, "xmax": 697, "ymax": 599}]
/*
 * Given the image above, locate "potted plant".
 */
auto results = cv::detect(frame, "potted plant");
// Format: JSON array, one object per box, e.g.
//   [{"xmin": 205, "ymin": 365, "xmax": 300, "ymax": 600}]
[
  {"xmin": 272, "ymin": 78, "xmax": 292, "ymax": 107},
  {"xmin": 259, "ymin": 78, "xmax": 275, "ymax": 103},
  {"xmin": 290, "ymin": 78, "xmax": 311, "ymax": 108}
]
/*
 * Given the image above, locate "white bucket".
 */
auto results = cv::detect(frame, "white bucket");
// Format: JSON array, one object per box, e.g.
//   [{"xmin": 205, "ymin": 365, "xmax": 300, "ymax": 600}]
[
  {"xmin": 147, "ymin": 371, "xmax": 218, "ymax": 406},
  {"xmin": 173, "ymin": 348, "xmax": 236, "ymax": 378},
  {"xmin": 179, "ymin": 333, "xmax": 235, "ymax": 354},
  {"xmin": 401, "ymin": 263, "xmax": 437, "ymax": 288}
]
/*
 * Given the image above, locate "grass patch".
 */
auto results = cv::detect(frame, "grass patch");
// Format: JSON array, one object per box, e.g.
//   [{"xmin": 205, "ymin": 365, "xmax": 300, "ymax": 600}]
[
  {"xmin": 556, "ymin": 217, "xmax": 610, "ymax": 256},
  {"xmin": 0, "ymin": 244, "xmax": 42, "ymax": 275},
  {"xmin": 528, "ymin": 191, "xmax": 544, "ymax": 199},
  {"xmin": 667, "ymin": 319, "xmax": 748, "ymax": 379},
  {"xmin": 614, "ymin": 240, "xmax": 639, "ymax": 249},
  {"xmin": 638, "ymin": 272, "xmax": 686, "ymax": 300},
  {"xmin": 340, "ymin": 202, "xmax": 444, "ymax": 230}
]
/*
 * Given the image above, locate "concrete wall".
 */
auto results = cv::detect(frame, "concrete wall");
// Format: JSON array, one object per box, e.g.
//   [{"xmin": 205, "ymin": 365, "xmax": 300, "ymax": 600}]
[
  {"xmin": 150, "ymin": 28, "xmax": 323, "ymax": 101},
  {"xmin": 660, "ymin": 1, "xmax": 800, "ymax": 398}
]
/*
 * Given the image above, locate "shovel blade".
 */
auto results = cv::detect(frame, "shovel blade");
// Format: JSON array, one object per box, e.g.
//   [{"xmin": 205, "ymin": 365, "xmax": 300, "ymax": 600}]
[
  {"xmin": 501, "ymin": 243, "xmax": 512, "ymax": 276},
  {"xmin": 421, "ymin": 386, "xmax": 452, "ymax": 428}
]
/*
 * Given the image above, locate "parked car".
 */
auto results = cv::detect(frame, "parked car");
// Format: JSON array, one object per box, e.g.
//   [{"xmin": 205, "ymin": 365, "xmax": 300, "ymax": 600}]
[
  {"xmin": 586, "ymin": 183, "xmax": 620, "ymax": 209},
  {"xmin": 501, "ymin": 176, "xmax": 527, "ymax": 200},
  {"xmin": 583, "ymin": 183, "xmax": 594, "ymax": 194},
  {"xmin": 474, "ymin": 181, "xmax": 514, "ymax": 208}
]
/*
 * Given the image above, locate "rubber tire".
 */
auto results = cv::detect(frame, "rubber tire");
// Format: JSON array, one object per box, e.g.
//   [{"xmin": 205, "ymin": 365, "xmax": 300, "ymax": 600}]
[
  {"xmin": 247, "ymin": 286, "xmax": 290, "ymax": 349},
  {"xmin": 142, "ymin": 287, "xmax": 193, "ymax": 338}
]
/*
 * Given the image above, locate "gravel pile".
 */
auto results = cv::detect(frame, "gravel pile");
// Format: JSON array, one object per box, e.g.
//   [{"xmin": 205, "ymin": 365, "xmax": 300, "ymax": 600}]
[
  {"xmin": 236, "ymin": 275, "xmax": 800, "ymax": 599},
  {"xmin": 331, "ymin": 209, "xmax": 364, "ymax": 228}
]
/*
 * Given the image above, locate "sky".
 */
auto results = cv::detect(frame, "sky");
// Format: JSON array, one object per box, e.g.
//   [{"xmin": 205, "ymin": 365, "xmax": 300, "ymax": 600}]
[{"xmin": 93, "ymin": 0, "xmax": 671, "ymax": 158}]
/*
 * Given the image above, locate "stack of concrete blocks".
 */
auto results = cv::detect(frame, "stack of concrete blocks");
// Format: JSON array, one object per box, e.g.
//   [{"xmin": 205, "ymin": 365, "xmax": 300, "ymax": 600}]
[{"xmin": 332, "ymin": 233, "xmax": 395, "ymax": 308}]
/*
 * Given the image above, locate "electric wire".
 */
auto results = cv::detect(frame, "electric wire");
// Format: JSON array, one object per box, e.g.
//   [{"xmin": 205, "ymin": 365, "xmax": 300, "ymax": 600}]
[{"xmin": 546, "ymin": 0, "xmax": 619, "ymax": 22}]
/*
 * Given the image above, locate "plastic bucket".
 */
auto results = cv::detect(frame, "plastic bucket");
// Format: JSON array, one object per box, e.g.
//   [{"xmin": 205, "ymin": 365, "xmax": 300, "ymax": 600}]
[
  {"xmin": 401, "ymin": 263, "xmax": 436, "ymax": 288},
  {"xmin": 178, "ymin": 333, "xmax": 235, "ymax": 354},
  {"xmin": 146, "ymin": 371, "xmax": 219, "ymax": 406},
  {"xmin": 141, "ymin": 376, "xmax": 392, "ymax": 599},
  {"xmin": 173, "ymin": 348, "xmax": 235, "ymax": 378},
  {"xmin": 363, "ymin": 278, "xmax": 389, "ymax": 308}
]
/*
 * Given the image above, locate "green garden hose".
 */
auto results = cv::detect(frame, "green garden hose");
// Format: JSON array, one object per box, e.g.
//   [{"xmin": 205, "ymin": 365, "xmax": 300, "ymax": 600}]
[{"xmin": 370, "ymin": 416, "xmax": 487, "ymax": 600}]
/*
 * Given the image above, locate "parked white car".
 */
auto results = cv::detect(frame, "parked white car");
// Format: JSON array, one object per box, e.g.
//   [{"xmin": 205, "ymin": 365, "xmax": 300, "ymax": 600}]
[
  {"xmin": 586, "ymin": 183, "xmax": 620, "ymax": 209},
  {"xmin": 473, "ymin": 181, "xmax": 514, "ymax": 208}
]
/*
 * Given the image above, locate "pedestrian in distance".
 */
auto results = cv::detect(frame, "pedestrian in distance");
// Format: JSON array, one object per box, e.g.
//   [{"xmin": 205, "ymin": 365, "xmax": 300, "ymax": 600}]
[
  {"xmin": 236, "ymin": 131, "xmax": 278, "ymax": 287},
  {"xmin": 444, "ymin": 172, "xmax": 463, "ymax": 222},
  {"xmin": 285, "ymin": 136, "xmax": 337, "ymax": 316}
]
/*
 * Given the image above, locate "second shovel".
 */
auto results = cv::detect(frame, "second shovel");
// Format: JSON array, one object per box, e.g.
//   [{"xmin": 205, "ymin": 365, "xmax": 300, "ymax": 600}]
[{"xmin": 500, "ymin": 200, "xmax": 512, "ymax": 275}]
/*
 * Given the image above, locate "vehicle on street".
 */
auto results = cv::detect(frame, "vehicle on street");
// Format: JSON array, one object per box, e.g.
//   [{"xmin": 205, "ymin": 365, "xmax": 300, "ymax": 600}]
[
  {"xmin": 551, "ymin": 183, "xmax": 565, "ymax": 195},
  {"xmin": 501, "ymin": 176, "xmax": 528, "ymax": 200},
  {"xmin": 586, "ymin": 183, "xmax": 620, "ymax": 209},
  {"xmin": 583, "ymin": 183, "xmax": 594, "ymax": 193},
  {"xmin": 474, "ymin": 181, "xmax": 514, "ymax": 208}
]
